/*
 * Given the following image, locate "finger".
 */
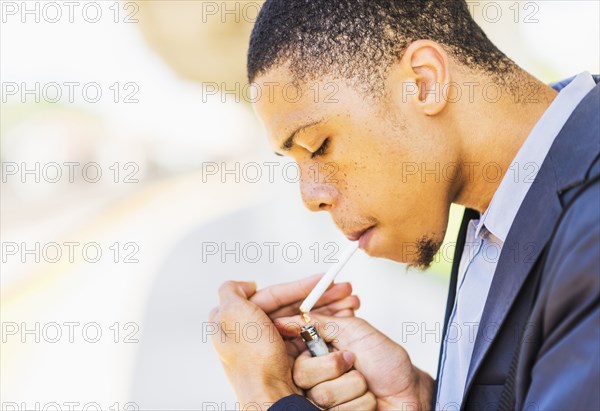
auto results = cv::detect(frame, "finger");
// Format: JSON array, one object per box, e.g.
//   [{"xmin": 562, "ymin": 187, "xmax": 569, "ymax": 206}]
[
  {"xmin": 274, "ymin": 316, "xmax": 305, "ymax": 338},
  {"xmin": 312, "ymin": 295, "xmax": 360, "ymax": 316},
  {"xmin": 248, "ymin": 273, "xmax": 323, "ymax": 313},
  {"xmin": 293, "ymin": 350, "xmax": 354, "ymax": 389},
  {"xmin": 307, "ymin": 370, "xmax": 368, "ymax": 409},
  {"xmin": 273, "ymin": 314, "xmax": 332, "ymax": 338},
  {"xmin": 284, "ymin": 339, "xmax": 305, "ymax": 359},
  {"xmin": 289, "ymin": 336, "xmax": 310, "ymax": 355},
  {"xmin": 275, "ymin": 313, "xmax": 359, "ymax": 350},
  {"xmin": 273, "ymin": 283, "xmax": 353, "ymax": 318},
  {"xmin": 332, "ymin": 309, "xmax": 355, "ymax": 317},
  {"xmin": 266, "ymin": 283, "xmax": 354, "ymax": 318},
  {"xmin": 330, "ymin": 391, "xmax": 377, "ymax": 411},
  {"xmin": 218, "ymin": 280, "xmax": 257, "ymax": 303}
]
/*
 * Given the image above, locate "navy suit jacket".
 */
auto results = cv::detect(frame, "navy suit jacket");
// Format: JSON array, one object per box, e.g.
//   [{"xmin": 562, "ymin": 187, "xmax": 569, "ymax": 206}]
[{"xmin": 269, "ymin": 76, "xmax": 600, "ymax": 411}]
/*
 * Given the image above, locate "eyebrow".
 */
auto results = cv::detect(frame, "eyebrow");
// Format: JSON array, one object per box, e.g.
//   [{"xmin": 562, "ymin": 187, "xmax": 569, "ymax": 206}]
[{"xmin": 275, "ymin": 120, "xmax": 323, "ymax": 155}]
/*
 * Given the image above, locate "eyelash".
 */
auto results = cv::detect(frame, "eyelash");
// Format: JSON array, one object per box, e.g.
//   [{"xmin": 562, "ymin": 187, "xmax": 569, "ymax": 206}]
[{"xmin": 311, "ymin": 138, "xmax": 330, "ymax": 159}]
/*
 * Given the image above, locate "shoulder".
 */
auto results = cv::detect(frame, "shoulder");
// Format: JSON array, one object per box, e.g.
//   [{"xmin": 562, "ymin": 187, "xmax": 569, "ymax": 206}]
[
  {"xmin": 519, "ymin": 178, "xmax": 600, "ymax": 409},
  {"xmin": 539, "ymin": 177, "xmax": 599, "ymax": 337}
]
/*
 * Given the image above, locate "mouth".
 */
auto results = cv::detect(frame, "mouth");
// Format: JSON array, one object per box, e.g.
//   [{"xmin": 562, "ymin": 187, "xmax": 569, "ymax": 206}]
[{"xmin": 346, "ymin": 225, "xmax": 376, "ymax": 250}]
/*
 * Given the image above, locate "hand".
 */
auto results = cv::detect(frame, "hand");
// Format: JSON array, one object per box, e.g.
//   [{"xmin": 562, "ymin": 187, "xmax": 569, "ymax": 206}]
[
  {"xmin": 250, "ymin": 273, "xmax": 360, "ymax": 320},
  {"xmin": 249, "ymin": 273, "xmax": 361, "ymax": 359},
  {"xmin": 210, "ymin": 276, "xmax": 360, "ymax": 408},
  {"xmin": 209, "ymin": 281, "xmax": 300, "ymax": 407},
  {"xmin": 277, "ymin": 313, "xmax": 435, "ymax": 410},
  {"xmin": 293, "ymin": 350, "xmax": 377, "ymax": 410}
]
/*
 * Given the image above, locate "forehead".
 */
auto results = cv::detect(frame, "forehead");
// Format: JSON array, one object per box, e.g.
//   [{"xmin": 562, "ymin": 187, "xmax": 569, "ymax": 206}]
[{"xmin": 251, "ymin": 66, "xmax": 372, "ymax": 145}]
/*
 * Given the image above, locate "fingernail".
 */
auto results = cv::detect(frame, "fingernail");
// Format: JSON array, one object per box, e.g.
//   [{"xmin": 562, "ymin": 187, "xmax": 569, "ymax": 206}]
[{"xmin": 342, "ymin": 351, "xmax": 354, "ymax": 364}]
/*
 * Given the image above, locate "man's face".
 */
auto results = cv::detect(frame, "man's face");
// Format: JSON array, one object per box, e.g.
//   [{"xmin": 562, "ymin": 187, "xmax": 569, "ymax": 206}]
[{"xmin": 252, "ymin": 65, "xmax": 459, "ymax": 266}]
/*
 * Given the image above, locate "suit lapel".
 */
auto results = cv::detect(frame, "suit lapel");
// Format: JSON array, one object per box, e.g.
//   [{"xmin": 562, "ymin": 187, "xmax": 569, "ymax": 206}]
[
  {"xmin": 462, "ymin": 80, "xmax": 600, "ymax": 397},
  {"xmin": 463, "ymin": 159, "xmax": 562, "ymax": 392}
]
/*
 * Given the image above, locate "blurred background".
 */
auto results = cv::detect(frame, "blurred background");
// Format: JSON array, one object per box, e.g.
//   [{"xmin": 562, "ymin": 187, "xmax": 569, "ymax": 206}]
[{"xmin": 1, "ymin": 1, "xmax": 598, "ymax": 409}]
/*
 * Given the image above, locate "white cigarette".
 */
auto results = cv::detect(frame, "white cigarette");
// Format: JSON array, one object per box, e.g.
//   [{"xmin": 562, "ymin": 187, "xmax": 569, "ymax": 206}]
[{"xmin": 299, "ymin": 242, "xmax": 359, "ymax": 314}]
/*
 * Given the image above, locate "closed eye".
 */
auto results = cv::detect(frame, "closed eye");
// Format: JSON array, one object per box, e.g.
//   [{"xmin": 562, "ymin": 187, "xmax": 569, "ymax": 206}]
[{"xmin": 310, "ymin": 138, "xmax": 330, "ymax": 159}]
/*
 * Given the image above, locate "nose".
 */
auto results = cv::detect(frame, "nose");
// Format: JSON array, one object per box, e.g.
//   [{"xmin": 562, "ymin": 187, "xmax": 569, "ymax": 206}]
[
  {"xmin": 301, "ymin": 185, "xmax": 335, "ymax": 212},
  {"xmin": 299, "ymin": 164, "xmax": 339, "ymax": 212}
]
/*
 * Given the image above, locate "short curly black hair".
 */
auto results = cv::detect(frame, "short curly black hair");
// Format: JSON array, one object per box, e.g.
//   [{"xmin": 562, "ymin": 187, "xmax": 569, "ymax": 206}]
[{"xmin": 247, "ymin": 0, "xmax": 515, "ymax": 95}]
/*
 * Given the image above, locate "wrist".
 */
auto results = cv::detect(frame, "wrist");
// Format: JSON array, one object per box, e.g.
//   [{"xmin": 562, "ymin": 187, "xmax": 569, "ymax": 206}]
[
  {"xmin": 413, "ymin": 366, "xmax": 435, "ymax": 411},
  {"xmin": 381, "ymin": 366, "xmax": 434, "ymax": 410}
]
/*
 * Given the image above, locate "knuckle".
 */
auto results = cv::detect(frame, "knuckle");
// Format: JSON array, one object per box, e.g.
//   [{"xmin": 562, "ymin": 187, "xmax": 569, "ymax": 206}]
[
  {"xmin": 339, "ymin": 282, "xmax": 353, "ymax": 294},
  {"xmin": 309, "ymin": 385, "xmax": 336, "ymax": 409},
  {"xmin": 328, "ymin": 352, "xmax": 348, "ymax": 375},
  {"xmin": 292, "ymin": 364, "xmax": 310, "ymax": 389},
  {"xmin": 218, "ymin": 301, "xmax": 240, "ymax": 322},
  {"xmin": 218, "ymin": 280, "xmax": 235, "ymax": 294},
  {"xmin": 363, "ymin": 391, "xmax": 377, "ymax": 409},
  {"xmin": 347, "ymin": 370, "xmax": 368, "ymax": 393}
]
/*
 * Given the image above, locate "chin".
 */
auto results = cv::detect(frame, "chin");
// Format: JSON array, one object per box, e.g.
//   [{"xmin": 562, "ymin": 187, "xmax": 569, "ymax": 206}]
[
  {"xmin": 383, "ymin": 250, "xmax": 425, "ymax": 266},
  {"xmin": 366, "ymin": 234, "xmax": 438, "ymax": 266},
  {"xmin": 361, "ymin": 238, "xmax": 403, "ymax": 262}
]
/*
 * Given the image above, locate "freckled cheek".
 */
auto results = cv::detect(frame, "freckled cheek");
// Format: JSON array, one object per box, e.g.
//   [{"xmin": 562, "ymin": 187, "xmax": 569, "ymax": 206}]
[
  {"xmin": 332, "ymin": 165, "xmax": 380, "ymax": 211},
  {"xmin": 319, "ymin": 162, "xmax": 345, "ymax": 186}
]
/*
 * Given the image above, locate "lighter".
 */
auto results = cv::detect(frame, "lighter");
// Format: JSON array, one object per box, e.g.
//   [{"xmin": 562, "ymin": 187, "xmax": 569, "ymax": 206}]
[
  {"xmin": 298, "ymin": 243, "xmax": 359, "ymax": 357},
  {"xmin": 300, "ymin": 324, "xmax": 330, "ymax": 357}
]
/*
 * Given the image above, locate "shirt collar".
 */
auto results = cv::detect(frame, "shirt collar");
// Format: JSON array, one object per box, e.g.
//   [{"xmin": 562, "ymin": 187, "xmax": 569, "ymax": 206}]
[{"xmin": 475, "ymin": 71, "xmax": 597, "ymax": 242}]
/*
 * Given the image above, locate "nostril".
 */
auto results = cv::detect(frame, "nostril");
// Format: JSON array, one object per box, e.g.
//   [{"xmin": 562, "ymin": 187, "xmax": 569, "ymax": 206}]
[{"xmin": 318, "ymin": 203, "xmax": 328, "ymax": 209}]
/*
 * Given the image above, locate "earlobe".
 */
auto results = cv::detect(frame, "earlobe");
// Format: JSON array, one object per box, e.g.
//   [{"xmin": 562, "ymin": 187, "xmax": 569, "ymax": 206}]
[{"xmin": 402, "ymin": 40, "xmax": 451, "ymax": 116}]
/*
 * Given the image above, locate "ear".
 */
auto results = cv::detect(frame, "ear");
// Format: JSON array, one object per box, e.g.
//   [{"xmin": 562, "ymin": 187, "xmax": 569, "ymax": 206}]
[{"xmin": 397, "ymin": 40, "xmax": 452, "ymax": 116}]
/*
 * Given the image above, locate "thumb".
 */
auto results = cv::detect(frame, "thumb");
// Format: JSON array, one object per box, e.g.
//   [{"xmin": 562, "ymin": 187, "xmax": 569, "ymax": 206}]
[{"xmin": 218, "ymin": 280, "xmax": 257, "ymax": 303}]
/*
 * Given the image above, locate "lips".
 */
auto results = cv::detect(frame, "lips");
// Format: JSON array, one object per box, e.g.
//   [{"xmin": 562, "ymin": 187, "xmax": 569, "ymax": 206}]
[
  {"xmin": 345, "ymin": 225, "xmax": 375, "ymax": 242},
  {"xmin": 358, "ymin": 226, "xmax": 376, "ymax": 250}
]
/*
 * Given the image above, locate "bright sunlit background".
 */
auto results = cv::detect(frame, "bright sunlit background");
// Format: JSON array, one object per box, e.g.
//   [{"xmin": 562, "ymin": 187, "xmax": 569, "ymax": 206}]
[{"xmin": 1, "ymin": 1, "xmax": 599, "ymax": 409}]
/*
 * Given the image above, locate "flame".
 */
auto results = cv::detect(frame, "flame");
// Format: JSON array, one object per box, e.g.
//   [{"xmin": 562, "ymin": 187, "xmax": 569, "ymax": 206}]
[{"xmin": 301, "ymin": 312, "xmax": 311, "ymax": 324}]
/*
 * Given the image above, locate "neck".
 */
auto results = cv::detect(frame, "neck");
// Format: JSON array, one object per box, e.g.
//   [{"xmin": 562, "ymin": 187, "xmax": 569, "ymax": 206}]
[{"xmin": 452, "ymin": 69, "xmax": 558, "ymax": 213}]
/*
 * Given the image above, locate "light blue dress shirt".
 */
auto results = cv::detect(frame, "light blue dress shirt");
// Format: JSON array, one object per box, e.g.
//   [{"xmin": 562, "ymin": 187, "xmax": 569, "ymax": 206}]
[{"xmin": 435, "ymin": 72, "xmax": 597, "ymax": 411}]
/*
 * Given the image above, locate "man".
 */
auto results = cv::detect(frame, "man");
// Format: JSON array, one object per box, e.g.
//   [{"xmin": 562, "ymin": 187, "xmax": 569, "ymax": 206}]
[{"xmin": 209, "ymin": 0, "xmax": 600, "ymax": 409}]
